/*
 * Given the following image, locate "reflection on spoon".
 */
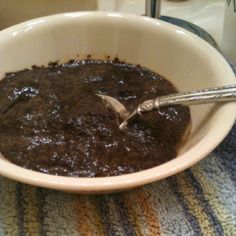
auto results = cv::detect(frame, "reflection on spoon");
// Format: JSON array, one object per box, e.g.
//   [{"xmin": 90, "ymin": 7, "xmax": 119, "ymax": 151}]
[{"xmin": 97, "ymin": 94, "xmax": 130, "ymax": 120}]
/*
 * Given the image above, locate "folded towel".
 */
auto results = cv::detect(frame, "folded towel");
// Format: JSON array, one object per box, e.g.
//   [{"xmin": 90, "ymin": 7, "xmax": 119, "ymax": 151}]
[{"xmin": 0, "ymin": 17, "xmax": 235, "ymax": 236}]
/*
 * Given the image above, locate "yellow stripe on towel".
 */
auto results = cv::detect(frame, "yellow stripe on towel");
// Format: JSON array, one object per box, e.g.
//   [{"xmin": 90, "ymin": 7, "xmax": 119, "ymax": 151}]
[
  {"xmin": 0, "ymin": 179, "xmax": 20, "ymax": 236},
  {"xmin": 20, "ymin": 185, "xmax": 41, "ymax": 236},
  {"xmin": 192, "ymin": 166, "xmax": 236, "ymax": 235},
  {"xmin": 176, "ymin": 172, "xmax": 216, "ymax": 234}
]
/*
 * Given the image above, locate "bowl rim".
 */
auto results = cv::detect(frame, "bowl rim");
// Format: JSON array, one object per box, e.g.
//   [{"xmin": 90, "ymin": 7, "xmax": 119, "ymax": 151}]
[{"xmin": 0, "ymin": 11, "xmax": 235, "ymax": 192}]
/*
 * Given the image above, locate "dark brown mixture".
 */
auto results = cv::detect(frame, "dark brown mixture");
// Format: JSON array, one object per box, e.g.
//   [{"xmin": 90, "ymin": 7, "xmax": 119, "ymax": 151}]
[{"xmin": 0, "ymin": 59, "xmax": 190, "ymax": 177}]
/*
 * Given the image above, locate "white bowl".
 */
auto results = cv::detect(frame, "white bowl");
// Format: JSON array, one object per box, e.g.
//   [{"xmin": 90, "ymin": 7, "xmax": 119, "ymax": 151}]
[{"xmin": 0, "ymin": 12, "xmax": 235, "ymax": 194}]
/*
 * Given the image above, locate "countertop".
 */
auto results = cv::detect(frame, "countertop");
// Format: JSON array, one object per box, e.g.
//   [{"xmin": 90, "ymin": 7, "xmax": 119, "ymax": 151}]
[{"xmin": 98, "ymin": 0, "xmax": 225, "ymax": 47}]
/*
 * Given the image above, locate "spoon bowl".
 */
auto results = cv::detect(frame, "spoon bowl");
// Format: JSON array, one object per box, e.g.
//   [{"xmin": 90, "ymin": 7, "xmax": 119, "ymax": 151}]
[{"xmin": 97, "ymin": 94, "xmax": 129, "ymax": 119}]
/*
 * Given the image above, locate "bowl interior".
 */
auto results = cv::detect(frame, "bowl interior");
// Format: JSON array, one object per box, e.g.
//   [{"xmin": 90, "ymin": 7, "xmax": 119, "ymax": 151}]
[{"xmin": 0, "ymin": 12, "xmax": 235, "ymax": 193}]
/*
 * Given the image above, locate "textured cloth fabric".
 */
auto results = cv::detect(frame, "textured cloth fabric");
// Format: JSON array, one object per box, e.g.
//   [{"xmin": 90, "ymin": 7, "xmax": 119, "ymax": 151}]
[{"xmin": 0, "ymin": 17, "xmax": 236, "ymax": 236}]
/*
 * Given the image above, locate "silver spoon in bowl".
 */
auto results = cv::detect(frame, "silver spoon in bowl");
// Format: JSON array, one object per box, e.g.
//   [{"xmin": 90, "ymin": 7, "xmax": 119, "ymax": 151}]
[{"xmin": 98, "ymin": 84, "xmax": 236, "ymax": 129}]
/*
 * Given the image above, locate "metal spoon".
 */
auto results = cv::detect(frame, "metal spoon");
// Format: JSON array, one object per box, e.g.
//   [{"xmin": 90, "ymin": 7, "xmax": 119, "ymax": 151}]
[{"xmin": 98, "ymin": 84, "xmax": 236, "ymax": 129}]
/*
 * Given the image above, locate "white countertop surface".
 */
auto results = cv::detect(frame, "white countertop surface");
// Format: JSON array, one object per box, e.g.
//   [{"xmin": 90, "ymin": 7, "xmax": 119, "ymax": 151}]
[
  {"xmin": 0, "ymin": 0, "xmax": 226, "ymax": 51},
  {"xmin": 162, "ymin": 0, "xmax": 225, "ymax": 46},
  {"xmin": 99, "ymin": 0, "xmax": 225, "ymax": 47}
]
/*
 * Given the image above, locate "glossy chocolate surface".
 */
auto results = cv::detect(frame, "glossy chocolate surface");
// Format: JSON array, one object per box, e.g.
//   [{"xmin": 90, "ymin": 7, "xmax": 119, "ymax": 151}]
[{"xmin": 0, "ymin": 60, "xmax": 190, "ymax": 177}]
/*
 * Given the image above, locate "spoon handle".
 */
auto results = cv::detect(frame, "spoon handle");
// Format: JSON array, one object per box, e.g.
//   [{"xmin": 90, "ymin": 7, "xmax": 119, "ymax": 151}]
[
  {"xmin": 119, "ymin": 85, "xmax": 236, "ymax": 129},
  {"xmin": 138, "ymin": 85, "xmax": 236, "ymax": 113}
]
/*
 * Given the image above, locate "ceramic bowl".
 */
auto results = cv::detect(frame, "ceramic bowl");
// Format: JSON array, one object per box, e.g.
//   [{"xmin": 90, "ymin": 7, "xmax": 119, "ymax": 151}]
[{"xmin": 0, "ymin": 12, "xmax": 235, "ymax": 194}]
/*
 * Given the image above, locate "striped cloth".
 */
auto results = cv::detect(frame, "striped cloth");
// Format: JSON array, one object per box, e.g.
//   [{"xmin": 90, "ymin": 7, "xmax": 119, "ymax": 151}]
[{"xmin": 0, "ymin": 17, "xmax": 236, "ymax": 236}]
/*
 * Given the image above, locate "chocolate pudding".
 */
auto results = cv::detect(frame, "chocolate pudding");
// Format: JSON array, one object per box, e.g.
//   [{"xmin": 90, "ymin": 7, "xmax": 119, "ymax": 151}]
[{"xmin": 0, "ymin": 59, "xmax": 190, "ymax": 177}]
